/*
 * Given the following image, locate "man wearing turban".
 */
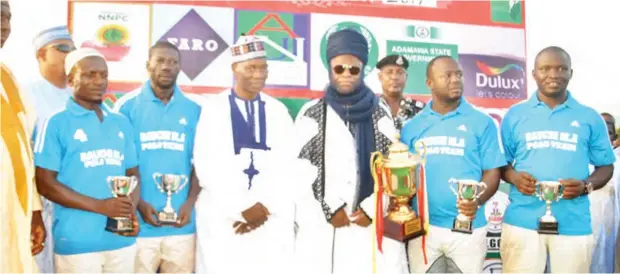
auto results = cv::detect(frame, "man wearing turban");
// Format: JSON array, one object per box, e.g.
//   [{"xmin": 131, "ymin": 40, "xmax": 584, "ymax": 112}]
[{"xmin": 293, "ymin": 29, "xmax": 408, "ymax": 274}]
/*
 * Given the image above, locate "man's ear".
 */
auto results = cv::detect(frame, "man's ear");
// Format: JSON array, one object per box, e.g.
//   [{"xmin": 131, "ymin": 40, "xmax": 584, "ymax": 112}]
[
  {"xmin": 67, "ymin": 70, "xmax": 75, "ymax": 87},
  {"xmin": 35, "ymin": 48, "xmax": 46, "ymax": 62}
]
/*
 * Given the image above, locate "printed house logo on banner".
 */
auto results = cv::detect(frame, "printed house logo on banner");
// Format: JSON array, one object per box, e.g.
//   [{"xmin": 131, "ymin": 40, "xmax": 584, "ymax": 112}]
[
  {"xmin": 235, "ymin": 10, "xmax": 310, "ymax": 88},
  {"xmin": 319, "ymin": 21, "xmax": 379, "ymax": 78},
  {"xmin": 491, "ymin": 0, "xmax": 523, "ymax": 24},
  {"xmin": 81, "ymin": 11, "xmax": 131, "ymax": 62},
  {"xmin": 460, "ymin": 54, "xmax": 526, "ymax": 100},
  {"xmin": 158, "ymin": 9, "xmax": 229, "ymax": 80}
]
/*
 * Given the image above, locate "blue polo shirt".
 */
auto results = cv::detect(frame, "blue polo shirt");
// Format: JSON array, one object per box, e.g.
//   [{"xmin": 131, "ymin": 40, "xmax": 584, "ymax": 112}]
[
  {"xmin": 401, "ymin": 99, "xmax": 506, "ymax": 230},
  {"xmin": 116, "ymin": 82, "xmax": 201, "ymax": 238},
  {"xmin": 501, "ymin": 92, "xmax": 616, "ymax": 235},
  {"xmin": 33, "ymin": 98, "xmax": 138, "ymax": 255}
]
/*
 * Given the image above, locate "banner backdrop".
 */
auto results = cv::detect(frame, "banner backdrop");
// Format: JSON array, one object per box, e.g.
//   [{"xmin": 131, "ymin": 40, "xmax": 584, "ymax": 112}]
[{"xmin": 69, "ymin": 1, "xmax": 525, "ymax": 272}]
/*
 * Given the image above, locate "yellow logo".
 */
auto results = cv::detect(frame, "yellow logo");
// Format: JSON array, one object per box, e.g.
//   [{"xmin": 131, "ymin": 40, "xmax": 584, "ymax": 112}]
[{"xmin": 96, "ymin": 24, "xmax": 129, "ymax": 46}]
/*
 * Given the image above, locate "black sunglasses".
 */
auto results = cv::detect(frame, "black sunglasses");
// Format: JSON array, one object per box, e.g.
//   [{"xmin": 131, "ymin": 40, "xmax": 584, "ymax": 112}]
[
  {"xmin": 48, "ymin": 43, "xmax": 76, "ymax": 53},
  {"xmin": 333, "ymin": 64, "xmax": 361, "ymax": 76}
]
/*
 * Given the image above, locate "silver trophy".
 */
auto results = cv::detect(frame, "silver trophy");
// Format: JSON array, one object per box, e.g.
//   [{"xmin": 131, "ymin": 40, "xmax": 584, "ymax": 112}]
[
  {"xmin": 153, "ymin": 173, "xmax": 189, "ymax": 225},
  {"xmin": 449, "ymin": 178, "xmax": 487, "ymax": 234},
  {"xmin": 105, "ymin": 176, "xmax": 138, "ymax": 233},
  {"xmin": 535, "ymin": 181, "xmax": 564, "ymax": 235}
]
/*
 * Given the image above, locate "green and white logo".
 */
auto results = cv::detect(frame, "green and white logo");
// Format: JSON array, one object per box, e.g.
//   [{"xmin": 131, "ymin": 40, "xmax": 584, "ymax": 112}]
[
  {"xmin": 406, "ymin": 25, "xmax": 441, "ymax": 40},
  {"xmin": 491, "ymin": 0, "xmax": 523, "ymax": 24},
  {"xmin": 320, "ymin": 21, "xmax": 379, "ymax": 78}
]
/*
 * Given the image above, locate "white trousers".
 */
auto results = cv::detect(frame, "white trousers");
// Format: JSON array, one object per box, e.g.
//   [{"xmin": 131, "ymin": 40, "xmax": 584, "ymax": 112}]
[
  {"xmin": 500, "ymin": 224, "xmax": 593, "ymax": 273},
  {"xmin": 407, "ymin": 225, "xmax": 487, "ymax": 273},
  {"xmin": 54, "ymin": 244, "xmax": 136, "ymax": 273},
  {"xmin": 135, "ymin": 234, "xmax": 195, "ymax": 273}
]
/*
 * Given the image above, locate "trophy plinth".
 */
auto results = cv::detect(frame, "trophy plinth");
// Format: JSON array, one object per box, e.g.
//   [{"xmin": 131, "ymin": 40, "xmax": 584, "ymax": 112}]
[
  {"xmin": 153, "ymin": 173, "xmax": 189, "ymax": 225},
  {"xmin": 536, "ymin": 181, "xmax": 563, "ymax": 235},
  {"xmin": 449, "ymin": 178, "xmax": 487, "ymax": 234},
  {"xmin": 105, "ymin": 176, "xmax": 138, "ymax": 233},
  {"xmin": 371, "ymin": 138, "xmax": 427, "ymax": 242}
]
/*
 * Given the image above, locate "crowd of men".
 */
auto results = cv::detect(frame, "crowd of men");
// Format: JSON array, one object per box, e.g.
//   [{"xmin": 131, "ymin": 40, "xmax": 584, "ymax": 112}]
[{"xmin": 2, "ymin": 0, "xmax": 620, "ymax": 273}]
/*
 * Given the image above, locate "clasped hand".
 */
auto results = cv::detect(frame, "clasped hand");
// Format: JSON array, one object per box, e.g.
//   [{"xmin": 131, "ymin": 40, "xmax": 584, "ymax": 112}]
[
  {"xmin": 234, "ymin": 202, "xmax": 270, "ymax": 235},
  {"xmin": 513, "ymin": 171, "xmax": 584, "ymax": 200}
]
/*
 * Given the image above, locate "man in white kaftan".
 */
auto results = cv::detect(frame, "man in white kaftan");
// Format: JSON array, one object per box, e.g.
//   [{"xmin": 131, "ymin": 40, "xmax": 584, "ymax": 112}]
[
  {"xmin": 193, "ymin": 35, "xmax": 310, "ymax": 274},
  {"xmin": 293, "ymin": 28, "xmax": 408, "ymax": 274}
]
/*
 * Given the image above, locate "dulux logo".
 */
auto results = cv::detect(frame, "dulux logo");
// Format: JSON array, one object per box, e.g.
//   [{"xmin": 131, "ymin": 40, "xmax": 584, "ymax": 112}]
[{"xmin": 475, "ymin": 61, "xmax": 525, "ymax": 90}]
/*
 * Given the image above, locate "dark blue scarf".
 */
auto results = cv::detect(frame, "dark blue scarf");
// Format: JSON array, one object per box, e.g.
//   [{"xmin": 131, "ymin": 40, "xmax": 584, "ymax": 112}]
[{"xmin": 324, "ymin": 83, "xmax": 378, "ymax": 210}]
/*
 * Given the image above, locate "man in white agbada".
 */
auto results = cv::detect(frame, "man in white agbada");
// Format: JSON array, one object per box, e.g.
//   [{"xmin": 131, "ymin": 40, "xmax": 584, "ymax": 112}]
[
  {"xmin": 193, "ymin": 34, "xmax": 306, "ymax": 274},
  {"xmin": 293, "ymin": 29, "xmax": 408, "ymax": 274},
  {"xmin": 27, "ymin": 25, "xmax": 75, "ymax": 273}
]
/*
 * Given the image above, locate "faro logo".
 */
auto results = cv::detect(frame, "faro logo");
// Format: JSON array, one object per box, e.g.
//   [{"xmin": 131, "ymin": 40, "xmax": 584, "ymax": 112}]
[{"xmin": 475, "ymin": 61, "xmax": 525, "ymax": 90}]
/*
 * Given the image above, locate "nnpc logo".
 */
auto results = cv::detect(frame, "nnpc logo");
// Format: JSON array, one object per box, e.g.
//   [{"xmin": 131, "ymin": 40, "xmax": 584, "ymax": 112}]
[{"xmin": 475, "ymin": 61, "xmax": 525, "ymax": 90}]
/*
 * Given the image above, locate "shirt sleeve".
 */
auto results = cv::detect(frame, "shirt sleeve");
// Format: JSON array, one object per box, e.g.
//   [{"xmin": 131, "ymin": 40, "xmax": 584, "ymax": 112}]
[
  {"xmin": 480, "ymin": 117, "xmax": 507, "ymax": 170},
  {"xmin": 121, "ymin": 118, "xmax": 138, "ymax": 169},
  {"xmin": 588, "ymin": 114, "xmax": 617, "ymax": 166},
  {"xmin": 500, "ymin": 111, "xmax": 516, "ymax": 164},
  {"xmin": 33, "ymin": 116, "xmax": 63, "ymax": 172}
]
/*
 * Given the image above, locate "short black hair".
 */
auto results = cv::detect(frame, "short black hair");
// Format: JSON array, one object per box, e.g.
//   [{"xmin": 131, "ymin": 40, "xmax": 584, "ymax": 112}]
[
  {"xmin": 426, "ymin": 55, "xmax": 454, "ymax": 78},
  {"xmin": 149, "ymin": 41, "xmax": 180, "ymax": 59},
  {"xmin": 602, "ymin": 112, "xmax": 616, "ymax": 123},
  {"xmin": 535, "ymin": 46, "xmax": 571, "ymax": 67}
]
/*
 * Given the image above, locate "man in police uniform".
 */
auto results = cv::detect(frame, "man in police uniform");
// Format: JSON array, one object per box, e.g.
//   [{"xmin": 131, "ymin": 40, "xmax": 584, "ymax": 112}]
[{"xmin": 376, "ymin": 54, "xmax": 425, "ymax": 129}]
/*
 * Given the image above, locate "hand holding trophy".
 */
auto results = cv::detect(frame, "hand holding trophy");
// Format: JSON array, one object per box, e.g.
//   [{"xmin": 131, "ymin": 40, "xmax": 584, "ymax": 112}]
[
  {"xmin": 449, "ymin": 178, "xmax": 487, "ymax": 234},
  {"xmin": 535, "ymin": 181, "xmax": 564, "ymax": 234},
  {"xmin": 105, "ymin": 176, "xmax": 138, "ymax": 233},
  {"xmin": 153, "ymin": 173, "xmax": 189, "ymax": 225}
]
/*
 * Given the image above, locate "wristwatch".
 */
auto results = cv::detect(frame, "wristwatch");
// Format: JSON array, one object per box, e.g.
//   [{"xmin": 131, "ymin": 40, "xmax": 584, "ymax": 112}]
[{"xmin": 583, "ymin": 181, "xmax": 594, "ymax": 195}]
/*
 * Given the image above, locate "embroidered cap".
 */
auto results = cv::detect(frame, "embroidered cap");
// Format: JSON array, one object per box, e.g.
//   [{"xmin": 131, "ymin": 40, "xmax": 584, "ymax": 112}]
[
  {"xmin": 64, "ymin": 48, "xmax": 105, "ymax": 75},
  {"xmin": 33, "ymin": 26, "xmax": 73, "ymax": 53},
  {"xmin": 230, "ymin": 33, "xmax": 266, "ymax": 64}
]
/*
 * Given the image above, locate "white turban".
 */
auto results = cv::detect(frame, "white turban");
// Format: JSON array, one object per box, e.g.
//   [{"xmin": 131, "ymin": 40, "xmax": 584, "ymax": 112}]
[{"xmin": 64, "ymin": 48, "xmax": 105, "ymax": 75}]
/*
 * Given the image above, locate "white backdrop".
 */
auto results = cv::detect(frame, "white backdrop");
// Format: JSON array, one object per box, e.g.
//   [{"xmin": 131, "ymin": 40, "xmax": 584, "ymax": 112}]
[{"xmin": 4, "ymin": 0, "xmax": 619, "ymax": 117}]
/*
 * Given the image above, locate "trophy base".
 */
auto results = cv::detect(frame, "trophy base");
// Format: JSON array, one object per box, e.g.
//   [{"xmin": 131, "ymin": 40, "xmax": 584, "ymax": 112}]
[
  {"xmin": 452, "ymin": 218, "xmax": 473, "ymax": 234},
  {"xmin": 105, "ymin": 217, "xmax": 133, "ymax": 233},
  {"xmin": 537, "ymin": 220, "xmax": 559, "ymax": 235},
  {"xmin": 384, "ymin": 217, "xmax": 425, "ymax": 242},
  {"xmin": 158, "ymin": 211, "xmax": 178, "ymax": 225}
]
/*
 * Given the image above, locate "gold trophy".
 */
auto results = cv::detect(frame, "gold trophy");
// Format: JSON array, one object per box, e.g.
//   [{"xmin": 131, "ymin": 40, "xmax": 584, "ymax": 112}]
[
  {"xmin": 449, "ymin": 178, "xmax": 487, "ymax": 234},
  {"xmin": 105, "ymin": 176, "xmax": 138, "ymax": 233},
  {"xmin": 371, "ymin": 137, "xmax": 427, "ymax": 241},
  {"xmin": 535, "ymin": 181, "xmax": 564, "ymax": 235},
  {"xmin": 153, "ymin": 173, "xmax": 189, "ymax": 225}
]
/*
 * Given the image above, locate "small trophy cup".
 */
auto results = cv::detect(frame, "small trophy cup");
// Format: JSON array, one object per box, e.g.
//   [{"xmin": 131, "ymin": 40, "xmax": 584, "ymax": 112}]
[
  {"xmin": 535, "ymin": 181, "xmax": 564, "ymax": 235},
  {"xmin": 370, "ymin": 137, "xmax": 427, "ymax": 241},
  {"xmin": 449, "ymin": 178, "xmax": 487, "ymax": 234},
  {"xmin": 105, "ymin": 176, "xmax": 138, "ymax": 233},
  {"xmin": 153, "ymin": 173, "xmax": 189, "ymax": 225}
]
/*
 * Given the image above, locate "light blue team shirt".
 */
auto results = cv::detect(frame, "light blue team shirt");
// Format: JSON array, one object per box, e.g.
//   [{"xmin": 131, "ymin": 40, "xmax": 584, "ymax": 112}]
[
  {"xmin": 401, "ymin": 99, "xmax": 506, "ymax": 230},
  {"xmin": 33, "ymin": 97, "xmax": 138, "ymax": 255},
  {"xmin": 116, "ymin": 81, "xmax": 201, "ymax": 238},
  {"xmin": 501, "ymin": 92, "xmax": 616, "ymax": 235}
]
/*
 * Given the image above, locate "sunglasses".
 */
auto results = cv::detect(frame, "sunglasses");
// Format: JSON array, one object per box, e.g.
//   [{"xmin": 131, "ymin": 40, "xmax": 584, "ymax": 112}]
[
  {"xmin": 48, "ymin": 43, "xmax": 76, "ymax": 53},
  {"xmin": 333, "ymin": 64, "xmax": 361, "ymax": 76}
]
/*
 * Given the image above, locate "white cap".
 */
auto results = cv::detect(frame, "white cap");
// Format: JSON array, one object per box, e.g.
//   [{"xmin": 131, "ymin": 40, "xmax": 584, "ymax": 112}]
[
  {"xmin": 230, "ymin": 34, "xmax": 266, "ymax": 64},
  {"xmin": 64, "ymin": 48, "xmax": 105, "ymax": 75}
]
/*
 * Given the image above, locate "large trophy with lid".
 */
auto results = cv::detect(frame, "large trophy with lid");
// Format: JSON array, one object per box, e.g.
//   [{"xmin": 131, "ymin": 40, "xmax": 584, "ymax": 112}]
[{"xmin": 371, "ymin": 135, "xmax": 427, "ymax": 241}]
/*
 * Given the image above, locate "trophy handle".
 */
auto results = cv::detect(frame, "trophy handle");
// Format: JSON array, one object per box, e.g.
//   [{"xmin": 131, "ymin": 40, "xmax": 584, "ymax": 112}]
[
  {"xmin": 106, "ymin": 176, "xmax": 117, "ymax": 197},
  {"xmin": 153, "ymin": 173, "xmax": 162, "ymax": 184},
  {"xmin": 448, "ymin": 178, "xmax": 459, "ymax": 196},
  {"xmin": 534, "ymin": 182, "xmax": 543, "ymax": 200},
  {"xmin": 477, "ymin": 182, "xmax": 488, "ymax": 197},
  {"xmin": 414, "ymin": 141, "xmax": 427, "ymax": 161},
  {"xmin": 178, "ymin": 175, "xmax": 189, "ymax": 191},
  {"xmin": 128, "ymin": 176, "xmax": 139, "ymax": 194}
]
